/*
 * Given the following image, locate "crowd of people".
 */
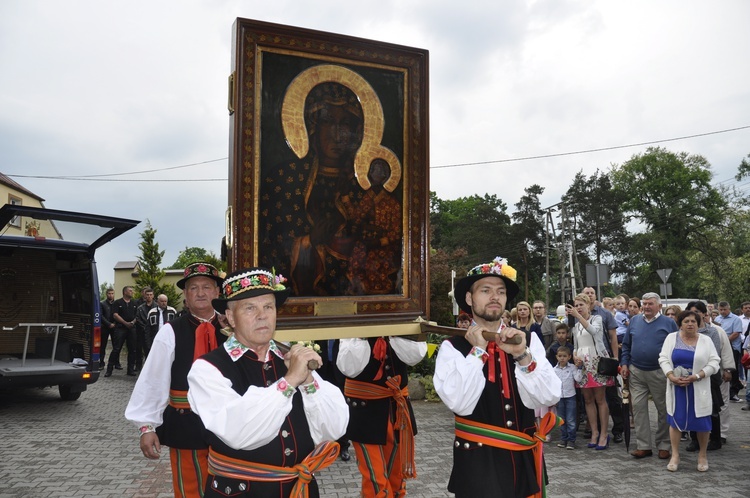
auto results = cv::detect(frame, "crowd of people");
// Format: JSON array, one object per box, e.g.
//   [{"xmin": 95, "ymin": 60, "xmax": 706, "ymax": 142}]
[
  {"xmin": 502, "ymin": 287, "xmax": 750, "ymax": 476},
  {"xmin": 100, "ymin": 285, "xmax": 178, "ymax": 377},
  {"xmin": 100, "ymin": 259, "xmax": 750, "ymax": 497}
]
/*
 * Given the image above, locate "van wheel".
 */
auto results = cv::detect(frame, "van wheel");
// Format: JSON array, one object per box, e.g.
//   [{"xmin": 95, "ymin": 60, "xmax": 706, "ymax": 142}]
[{"xmin": 59, "ymin": 385, "xmax": 82, "ymax": 401}]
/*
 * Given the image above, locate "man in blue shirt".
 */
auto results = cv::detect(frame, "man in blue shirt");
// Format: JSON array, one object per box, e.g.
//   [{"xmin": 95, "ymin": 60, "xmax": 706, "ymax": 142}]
[
  {"xmin": 715, "ymin": 301, "xmax": 744, "ymax": 401},
  {"xmin": 739, "ymin": 301, "xmax": 750, "ymax": 410},
  {"xmin": 621, "ymin": 292, "xmax": 678, "ymax": 459}
]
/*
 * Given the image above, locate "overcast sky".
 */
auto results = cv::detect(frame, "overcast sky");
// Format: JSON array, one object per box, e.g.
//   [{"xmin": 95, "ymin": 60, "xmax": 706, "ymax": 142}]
[{"xmin": 2, "ymin": 0, "xmax": 749, "ymax": 286}]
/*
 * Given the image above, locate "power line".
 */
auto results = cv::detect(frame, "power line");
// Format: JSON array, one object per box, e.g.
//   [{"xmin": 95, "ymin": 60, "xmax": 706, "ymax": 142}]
[
  {"xmin": 430, "ymin": 125, "xmax": 750, "ymax": 169},
  {"xmin": 5, "ymin": 125, "xmax": 748, "ymax": 182},
  {"xmin": 12, "ymin": 177, "xmax": 227, "ymax": 182},
  {"xmin": 8, "ymin": 158, "xmax": 228, "ymax": 181}
]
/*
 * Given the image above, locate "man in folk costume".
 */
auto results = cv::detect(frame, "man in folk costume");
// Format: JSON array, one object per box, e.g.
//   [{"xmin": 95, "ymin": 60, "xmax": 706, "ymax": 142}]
[
  {"xmin": 434, "ymin": 257, "xmax": 562, "ymax": 498},
  {"xmin": 337, "ymin": 333, "xmax": 427, "ymax": 497},
  {"xmin": 187, "ymin": 267, "xmax": 349, "ymax": 497},
  {"xmin": 125, "ymin": 262, "xmax": 227, "ymax": 497}
]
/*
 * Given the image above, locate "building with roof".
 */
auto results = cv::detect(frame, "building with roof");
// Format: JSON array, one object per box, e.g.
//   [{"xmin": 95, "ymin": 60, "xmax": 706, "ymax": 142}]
[
  {"xmin": 0, "ymin": 173, "xmax": 61, "ymax": 239},
  {"xmin": 113, "ymin": 260, "xmax": 185, "ymax": 308}
]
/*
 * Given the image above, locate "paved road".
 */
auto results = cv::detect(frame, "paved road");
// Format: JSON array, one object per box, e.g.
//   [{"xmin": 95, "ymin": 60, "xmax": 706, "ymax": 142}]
[{"xmin": 1, "ymin": 370, "xmax": 749, "ymax": 497}]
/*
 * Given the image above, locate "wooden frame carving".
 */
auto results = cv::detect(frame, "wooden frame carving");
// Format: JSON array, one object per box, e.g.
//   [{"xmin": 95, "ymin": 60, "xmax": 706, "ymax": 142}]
[{"xmin": 227, "ymin": 18, "xmax": 430, "ymax": 328}]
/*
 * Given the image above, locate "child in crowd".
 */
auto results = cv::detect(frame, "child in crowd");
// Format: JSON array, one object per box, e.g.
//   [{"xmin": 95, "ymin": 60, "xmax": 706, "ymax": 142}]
[
  {"xmin": 555, "ymin": 346, "xmax": 583, "ymax": 449},
  {"xmin": 602, "ymin": 297, "xmax": 615, "ymax": 315},
  {"xmin": 456, "ymin": 312, "xmax": 471, "ymax": 329},
  {"xmin": 546, "ymin": 322, "xmax": 574, "ymax": 366},
  {"xmin": 501, "ymin": 310, "xmax": 512, "ymax": 327},
  {"xmin": 613, "ymin": 294, "xmax": 630, "ymax": 345}
]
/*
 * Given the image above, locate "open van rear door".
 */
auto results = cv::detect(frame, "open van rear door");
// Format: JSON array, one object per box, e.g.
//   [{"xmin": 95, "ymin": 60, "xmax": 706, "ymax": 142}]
[{"xmin": 0, "ymin": 205, "xmax": 139, "ymax": 400}]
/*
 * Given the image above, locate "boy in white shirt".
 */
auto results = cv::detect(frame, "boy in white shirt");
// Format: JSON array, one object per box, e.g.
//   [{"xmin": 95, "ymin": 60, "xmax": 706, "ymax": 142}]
[{"xmin": 554, "ymin": 346, "xmax": 583, "ymax": 449}]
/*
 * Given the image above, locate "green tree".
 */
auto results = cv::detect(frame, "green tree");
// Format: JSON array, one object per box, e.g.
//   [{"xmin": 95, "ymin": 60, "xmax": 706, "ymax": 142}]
[
  {"xmin": 610, "ymin": 147, "xmax": 728, "ymax": 296},
  {"xmin": 511, "ymin": 185, "xmax": 546, "ymax": 302},
  {"xmin": 564, "ymin": 170, "xmax": 629, "ymax": 268},
  {"xmin": 734, "ymin": 152, "xmax": 750, "ymax": 181},
  {"xmin": 168, "ymin": 246, "xmax": 226, "ymax": 272},
  {"xmin": 694, "ymin": 206, "xmax": 750, "ymax": 304},
  {"xmin": 429, "ymin": 246, "xmax": 469, "ymax": 326},
  {"xmin": 99, "ymin": 281, "xmax": 113, "ymax": 297},
  {"xmin": 134, "ymin": 221, "xmax": 181, "ymax": 306},
  {"xmin": 430, "ymin": 192, "xmax": 512, "ymax": 266}
]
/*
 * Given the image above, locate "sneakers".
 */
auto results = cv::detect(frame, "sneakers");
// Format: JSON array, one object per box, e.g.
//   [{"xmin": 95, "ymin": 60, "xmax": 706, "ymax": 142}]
[
  {"xmin": 557, "ymin": 441, "xmax": 567, "ymax": 448},
  {"xmin": 566, "ymin": 441, "xmax": 576, "ymax": 450},
  {"xmin": 730, "ymin": 395, "xmax": 741, "ymax": 402}
]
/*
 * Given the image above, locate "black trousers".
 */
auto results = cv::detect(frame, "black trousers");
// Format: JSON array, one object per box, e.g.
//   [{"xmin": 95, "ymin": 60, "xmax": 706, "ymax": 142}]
[
  {"xmin": 125, "ymin": 327, "xmax": 138, "ymax": 372},
  {"xmin": 606, "ymin": 385, "xmax": 624, "ymax": 436},
  {"xmin": 145, "ymin": 329, "xmax": 157, "ymax": 358},
  {"xmin": 135, "ymin": 327, "xmax": 146, "ymax": 367},
  {"xmin": 690, "ymin": 372, "xmax": 723, "ymax": 443},
  {"xmin": 108, "ymin": 328, "xmax": 127, "ymax": 371},
  {"xmin": 730, "ymin": 349, "xmax": 743, "ymax": 397},
  {"xmin": 100, "ymin": 325, "xmax": 114, "ymax": 366}
]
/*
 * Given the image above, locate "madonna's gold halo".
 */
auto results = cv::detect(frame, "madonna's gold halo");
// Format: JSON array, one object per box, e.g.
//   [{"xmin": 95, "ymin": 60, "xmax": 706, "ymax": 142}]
[{"xmin": 281, "ymin": 64, "xmax": 402, "ymax": 192}]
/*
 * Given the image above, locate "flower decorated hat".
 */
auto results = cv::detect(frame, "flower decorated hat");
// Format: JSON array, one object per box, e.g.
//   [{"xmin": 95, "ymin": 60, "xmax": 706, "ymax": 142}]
[
  {"xmin": 454, "ymin": 257, "xmax": 519, "ymax": 314},
  {"xmin": 212, "ymin": 267, "xmax": 291, "ymax": 313},
  {"xmin": 176, "ymin": 262, "xmax": 223, "ymax": 290}
]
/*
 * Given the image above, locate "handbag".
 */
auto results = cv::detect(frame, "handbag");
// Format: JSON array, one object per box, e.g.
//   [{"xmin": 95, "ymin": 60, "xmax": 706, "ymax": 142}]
[
  {"xmin": 741, "ymin": 351, "xmax": 750, "ymax": 370},
  {"xmin": 597, "ymin": 356, "xmax": 619, "ymax": 376}
]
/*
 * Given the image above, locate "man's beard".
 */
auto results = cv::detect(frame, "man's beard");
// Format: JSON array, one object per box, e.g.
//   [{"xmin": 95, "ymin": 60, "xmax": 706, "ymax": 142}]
[{"xmin": 474, "ymin": 305, "xmax": 503, "ymax": 323}]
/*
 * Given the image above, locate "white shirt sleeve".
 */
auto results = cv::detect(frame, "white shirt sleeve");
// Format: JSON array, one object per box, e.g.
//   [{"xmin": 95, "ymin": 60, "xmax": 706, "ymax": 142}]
[
  {"xmin": 187, "ymin": 359, "xmax": 349, "ymax": 450},
  {"xmin": 515, "ymin": 334, "xmax": 562, "ymax": 409},
  {"xmin": 299, "ymin": 373, "xmax": 350, "ymax": 444},
  {"xmin": 718, "ymin": 327, "xmax": 735, "ymax": 370},
  {"xmin": 434, "ymin": 335, "xmax": 562, "ymax": 416},
  {"xmin": 124, "ymin": 323, "xmax": 176, "ymax": 428},
  {"xmin": 389, "ymin": 336, "xmax": 428, "ymax": 366},
  {"xmin": 433, "ymin": 339, "xmax": 486, "ymax": 416},
  {"xmin": 336, "ymin": 338, "xmax": 371, "ymax": 377}
]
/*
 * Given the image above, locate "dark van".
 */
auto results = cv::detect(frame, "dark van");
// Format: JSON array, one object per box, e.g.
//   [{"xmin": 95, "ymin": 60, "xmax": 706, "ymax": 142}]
[{"xmin": 0, "ymin": 205, "xmax": 138, "ymax": 400}]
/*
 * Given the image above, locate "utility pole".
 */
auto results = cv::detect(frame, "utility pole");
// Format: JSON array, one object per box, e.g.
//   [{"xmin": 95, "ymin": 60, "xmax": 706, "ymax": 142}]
[
  {"xmin": 567, "ymin": 240, "xmax": 577, "ymax": 297},
  {"xmin": 559, "ymin": 203, "xmax": 572, "ymax": 302},
  {"xmin": 543, "ymin": 202, "xmax": 562, "ymax": 306},
  {"xmin": 545, "ymin": 211, "xmax": 551, "ymax": 307}
]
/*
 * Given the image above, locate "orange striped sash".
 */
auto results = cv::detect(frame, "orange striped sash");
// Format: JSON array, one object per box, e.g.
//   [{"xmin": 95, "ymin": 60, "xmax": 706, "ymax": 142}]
[
  {"xmin": 455, "ymin": 412, "xmax": 562, "ymax": 498},
  {"xmin": 207, "ymin": 441, "xmax": 339, "ymax": 498},
  {"xmin": 344, "ymin": 376, "xmax": 416, "ymax": 479},
  {"xmin": 169, "ymin": 389, "xmax": 191, "ymax": 410}
]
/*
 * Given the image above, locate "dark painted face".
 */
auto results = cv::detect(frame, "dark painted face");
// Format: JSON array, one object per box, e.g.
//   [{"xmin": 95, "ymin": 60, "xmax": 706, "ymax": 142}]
[
  {"xmin": 315, "ymin": 105, "xmax": 361, "ymax": 166},
  {"xmin": 368, "ymin": 159, "xmax": 390, "ymax": 187}
]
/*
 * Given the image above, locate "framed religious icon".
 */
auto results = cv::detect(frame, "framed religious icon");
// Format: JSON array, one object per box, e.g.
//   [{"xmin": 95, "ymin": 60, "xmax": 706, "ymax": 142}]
[{"xmin": 225, "ymin": 18, "xmax": 429, "ymax": 328}]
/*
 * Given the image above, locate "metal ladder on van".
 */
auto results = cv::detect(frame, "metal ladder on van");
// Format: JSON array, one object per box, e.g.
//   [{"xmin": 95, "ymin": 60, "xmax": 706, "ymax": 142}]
[{"xmin": 2, "ymin": 323, "xmax": 72, "ymax": 366}]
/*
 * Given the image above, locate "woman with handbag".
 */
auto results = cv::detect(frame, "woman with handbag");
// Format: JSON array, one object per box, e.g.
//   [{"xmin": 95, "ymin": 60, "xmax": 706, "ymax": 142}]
[
  {"xmin": 658, "ymin": 310, "xmax": 720, "ymax": 472},
  {"xmin": 567, "ymin": 293, "xmax": 615, "ymax": 450}
]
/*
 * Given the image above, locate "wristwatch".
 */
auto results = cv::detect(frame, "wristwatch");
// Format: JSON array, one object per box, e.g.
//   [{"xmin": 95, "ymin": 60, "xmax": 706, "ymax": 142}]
[{"xmin": 513, "ymin": 348, "xmax": 530, "ymax": 362}]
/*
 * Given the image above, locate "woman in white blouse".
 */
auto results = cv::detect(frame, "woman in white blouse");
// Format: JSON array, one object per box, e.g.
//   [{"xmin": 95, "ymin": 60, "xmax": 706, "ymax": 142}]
[{"xmin": 567, "ymin": 293, "xmax": 615, "ymax": 450}]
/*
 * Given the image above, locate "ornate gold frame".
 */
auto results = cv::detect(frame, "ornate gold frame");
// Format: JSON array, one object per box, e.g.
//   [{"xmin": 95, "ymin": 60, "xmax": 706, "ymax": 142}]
[{"xmin": 227, "ymin": 18, "xmax": 429, "ymax": 328}]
